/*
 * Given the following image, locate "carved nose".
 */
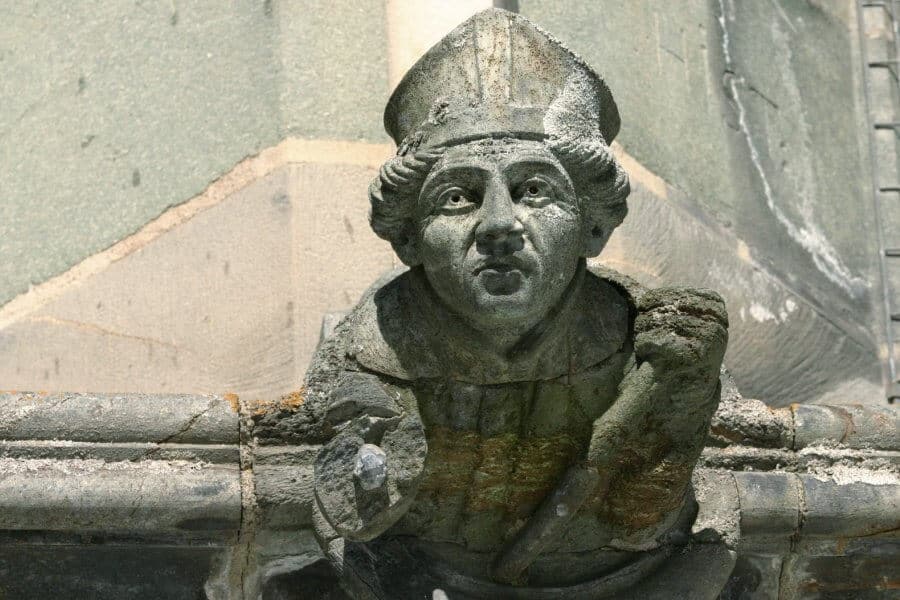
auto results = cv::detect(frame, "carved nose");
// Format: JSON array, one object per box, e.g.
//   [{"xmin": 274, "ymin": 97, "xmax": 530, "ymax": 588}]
[{"xmin": 475, "ymin": 185, "xmax": 524, "ymax": 252}]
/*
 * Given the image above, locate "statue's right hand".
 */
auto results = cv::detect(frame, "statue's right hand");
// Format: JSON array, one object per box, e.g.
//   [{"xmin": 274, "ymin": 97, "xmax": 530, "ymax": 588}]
[{"xmin": 313, "ymin": 372, "xmax": 427, "ymax": 542}]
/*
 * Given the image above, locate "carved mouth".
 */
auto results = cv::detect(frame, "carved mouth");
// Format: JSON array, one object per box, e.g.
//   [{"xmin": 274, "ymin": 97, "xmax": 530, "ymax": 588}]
[
  {"xmin": 480, "ymin": 270, "xmax": 523, "ymax": 295},
  {"xmin": 475, "ymin": 264, "xmax": 516, "ymax": 275},
  {"xmin": 473, "ymin": 258, "xmax": 528, "ymax": 276},
  {"xmin": 474, "ymin": 261, "xmax": 526, "ymax": 296}
]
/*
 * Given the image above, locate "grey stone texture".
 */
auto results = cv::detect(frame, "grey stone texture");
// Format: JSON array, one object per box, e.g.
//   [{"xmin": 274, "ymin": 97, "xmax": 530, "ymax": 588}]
[
  {"xmin": 0, "ymin": 156, "xmax": 397, "ymax": 400},
  {"xmin": 0, "ymin": 1, "xmax": 888, "ymax": 409},
  {"xmin": 0, "ymin": 392, "xmax": 244, "ymax": 599},
  {"xmin": 0, "ymin": 545, "xmax": 227, "ymax": 600},
  {"xmin": 0, "ymin": 388, "xmax": 896, "ymax": 598},
  {"xmin": 520, "ymin": 0, "xmax": 881, "ymax": 405},
  {"xmin": 0, "ymin": 392, "xmax": 241, "ymax": 536},
  {"xmin": 709, "ymin": 390, "xmax": 900, "ymax": 451},
  {"xmin": 0, "ymin": 0, "xmax": 389, "ymax": 308},
  {"xmin": 2, "ymin": 2, "xmax": 895, "ymax": 598},
  {"xmin": 274, "ymin": 9, "xmax": 733, "ymax": 598},
  {"xmin": 0, "ymin": 391, "xmax": 239, "ymax": 444}
]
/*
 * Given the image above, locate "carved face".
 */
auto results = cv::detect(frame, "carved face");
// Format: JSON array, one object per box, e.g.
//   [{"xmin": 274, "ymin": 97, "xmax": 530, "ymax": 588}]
[{"xmin": 412, "ymin": 139, "xmax": 588, "ymax": 331}]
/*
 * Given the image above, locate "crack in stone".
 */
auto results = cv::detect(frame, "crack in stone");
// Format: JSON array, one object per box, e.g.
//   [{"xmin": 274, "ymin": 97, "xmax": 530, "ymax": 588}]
[
  {"xmin": 715, "ymin": 0, "xmax": 868, "ymax": 299},
  {"xmin": 27, "ymin": 316, "xmax": 180, "ymax": 350},
  {"xmin": 155, "ymin": 400, "xmax": 215, "ymax": 445},
  {"xmin": 747, "ymin": 84, "xmax": 779, "ymax": 110}
]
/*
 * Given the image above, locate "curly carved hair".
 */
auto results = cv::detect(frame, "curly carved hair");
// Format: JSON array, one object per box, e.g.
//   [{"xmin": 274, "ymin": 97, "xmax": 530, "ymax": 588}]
[{"xmin": 368, "ymin": 136, "xmax": 630, "ymax": 250}]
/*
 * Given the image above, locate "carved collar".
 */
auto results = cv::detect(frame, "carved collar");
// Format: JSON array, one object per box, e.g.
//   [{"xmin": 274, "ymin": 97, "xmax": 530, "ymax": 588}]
[{"xmin": 349, "ymin": 263, "xmax": 632, "ymax": 384}]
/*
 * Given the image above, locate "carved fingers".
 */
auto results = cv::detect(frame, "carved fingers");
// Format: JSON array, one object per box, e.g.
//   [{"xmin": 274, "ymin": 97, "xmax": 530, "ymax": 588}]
[
  {"xmin": 586, "ymin": 360, "xmax": 659, "ymax": 473},
  {"xmin": 632, "ymin": 286, "xmax": 727, "ymax": 441},
  {"xmin": 582, "ymin": 289, "xmax": 729, "ymax": 538},
  {"xmin": 634, "ymin": 287, "xmax": 728, "ymax": 379},
  {"xmin": 589, "ymin": 286, "xmax": 728, "ymax": 473}
]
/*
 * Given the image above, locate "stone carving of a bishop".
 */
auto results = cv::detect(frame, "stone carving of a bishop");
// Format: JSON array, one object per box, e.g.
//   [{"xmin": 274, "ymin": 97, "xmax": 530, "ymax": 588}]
[{"xmin": 254, "ymin": 8, "xmax": 729, "ymax": 599}]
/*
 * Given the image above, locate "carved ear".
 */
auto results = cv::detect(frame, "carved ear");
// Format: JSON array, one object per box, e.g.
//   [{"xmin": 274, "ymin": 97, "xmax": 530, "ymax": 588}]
[
  {"xmin": 583, "ymin": 224, "xmax": 610, "ymax": 258},
  {"xmin": 392, "ymin": 228, "xmax": 422, "ymax": 266}
]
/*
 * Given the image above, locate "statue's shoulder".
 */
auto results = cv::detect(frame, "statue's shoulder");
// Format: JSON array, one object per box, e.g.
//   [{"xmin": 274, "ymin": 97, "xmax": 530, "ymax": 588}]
[
  {"xmin": 314, "ymin": 265, "xmax": 651, "ymax": 387},
  {"xmin": 341, "ymin": 268, "xmax": 441, "ymax": 381},
  {"xmin": 253, "ymin": 270, "xmax": 421, "ymax": 444},
  {"xmin": 586, "ymin": 263, "xmax": 647, "ymax": 308},
  {"xmin": 587, "ymin": 264, "xmax": 727, "ymax": 325}
]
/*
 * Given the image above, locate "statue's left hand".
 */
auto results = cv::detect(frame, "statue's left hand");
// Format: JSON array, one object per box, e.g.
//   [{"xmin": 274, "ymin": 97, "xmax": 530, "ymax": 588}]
[
  {"xmin": 313, "ymin": 372, "xmax": 427, "ymax": 542},
  {"xmin": 633, "ymin": 286, "xmax": 728, "ymax": 383},
  {"xmin": 587, "ymin": 286, "xmax": 727, "ymax": 472}
]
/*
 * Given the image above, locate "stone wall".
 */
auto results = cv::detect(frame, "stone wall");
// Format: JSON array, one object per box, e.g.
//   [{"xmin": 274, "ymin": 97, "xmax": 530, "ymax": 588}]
[
  {"xmin": 519, "ymin": 0, "xmax": 881, "ymax": 406},
  {"xmin": 0, "ymin": 1, "xmax": 885, "ymax": 406}
]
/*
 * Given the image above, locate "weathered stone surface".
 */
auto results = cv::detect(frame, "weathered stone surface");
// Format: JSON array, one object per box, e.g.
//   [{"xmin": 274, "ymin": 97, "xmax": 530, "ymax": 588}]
[
  {"xmin": 0, "ymin": 392, "xmax": 242, "ymax": 539},
  {"xmin": 0, "ymin": 389, "xmax": 896, "ymax": 597},
  {"xmin": 0, "ymin": 154, "xmax": 395, "ymax": 400},
  {"xmin": 0, "ymin": 392, "xmax": 238, "ymax": 444},
  {"xmin": 0, "ymin": 3, "xmax": 896, "ymax": 599},
  {"xmin": 276, "ymin": 0, "xmax": 389, "ymax": 141},
  {"xmin": 733, "ymin": 471, "xmax": 802, "ymax": 539},
  {"xmin": 718, "ymin": 554, "xmax": 783, "ymax": 600},
  {"xmin": 708, "ymin": 393, "xmax": 900, "ymax": 452},
  {"xmin": 0, "ymin": 545, "xmax": 227, "ymax": 600},
  {"xmin": 732, "ymin": 468, "xmax": 900, "ymax": 558},
  {"xmin": 260, "ymin": 558, "xmax": 349, "ymax": 600},
  {"xmin": 254, "ymin": 462, "xmax": 315, "ymax": 531},
  {"xmin": 781, "ymin": 554, "xmax": 900, "ymax": 600},
  {"xmin": 793, "ymin": 403, "xmax": 900, "ymax": 450},
  {"xmin": 521, "ymin": 0, "xmax": 880, "ymax": 405},
  {"xmin": 0, "ymin": 458, "xmax": 241, "ymax": 536},
  {"xmin": 1, "ymin": 1, "xmax": 883, "ymax": 411},
  {"xmin": 708, "ymin": 387, "xmax": 793, "ymax": 448},
  {"xmin": 692, "ymin": 468, "xmax": 740, "ymax": 548},
  {"xmin": 800, "ymin": 475, "xmax": 900, "ymax": 538},
  {"xmin": 0, "ymin": 1, "xmax": 389, "ymax": 308},
  {"xmin": 280, "ymin": 8, "xmax": 734, "ymax": 598},
  {"xmin": 699, "ymin": 445, "xmax": 900, "ymax": 475}
]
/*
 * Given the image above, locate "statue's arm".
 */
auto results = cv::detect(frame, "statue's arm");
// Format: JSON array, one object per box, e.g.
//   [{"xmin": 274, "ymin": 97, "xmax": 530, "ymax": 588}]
[
  {"xmin": 586, "ymin": 287, "xmax": 727, "ymax": 517},
  {"xmin": 313, "ymin": 371, "xmax": 427, "ymax": 543},
  {"xmin": 589, "ymin": 286, "xmax": 727, "ymax": 467},
  {"xmin": 493, "ymin": 287, "xmax": 727, "ymax": 582}
]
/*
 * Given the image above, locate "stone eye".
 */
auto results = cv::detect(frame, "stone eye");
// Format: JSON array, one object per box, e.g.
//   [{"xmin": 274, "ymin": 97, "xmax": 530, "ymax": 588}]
[
  {"xmin": 519, "ymin": 178, "xmax": 553, "ymax": 205},
  {"xmin": 436, "ymin": 187, "xmax": 475, "ymax": 213}
]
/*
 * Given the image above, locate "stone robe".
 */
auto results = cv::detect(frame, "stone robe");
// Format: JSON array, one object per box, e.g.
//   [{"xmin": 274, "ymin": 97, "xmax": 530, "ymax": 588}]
[{"xmin": 290, "ymin": 263, "xmax": 707, "ymax": 596}]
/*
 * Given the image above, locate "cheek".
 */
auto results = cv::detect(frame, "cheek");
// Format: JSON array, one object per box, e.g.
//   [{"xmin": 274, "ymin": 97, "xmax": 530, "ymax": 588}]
[
  {"xmin": 523, "ymin": 206, "xmax": 583, "ymax": 255},
  {"xmin": 418, "ymin": 217, "xmax": 474, "ymax": 267}
]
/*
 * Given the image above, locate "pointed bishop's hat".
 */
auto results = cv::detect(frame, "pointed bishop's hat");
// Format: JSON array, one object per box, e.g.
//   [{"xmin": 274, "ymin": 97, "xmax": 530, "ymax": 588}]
[{"xmin": 384, "ymin": 8, "xmax": 620, "ymax": 151}]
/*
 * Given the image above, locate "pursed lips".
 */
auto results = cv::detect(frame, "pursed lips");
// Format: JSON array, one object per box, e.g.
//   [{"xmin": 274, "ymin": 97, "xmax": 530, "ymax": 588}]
[{"xmin": 472, "ymin": 257, "xmax": 531, "ymax": 275}]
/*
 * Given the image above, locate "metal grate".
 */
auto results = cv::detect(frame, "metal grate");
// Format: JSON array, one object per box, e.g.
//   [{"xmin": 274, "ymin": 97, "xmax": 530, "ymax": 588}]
[{"xmin": 859, "ymin": 1, "xmax": 900, "ymax": 402}]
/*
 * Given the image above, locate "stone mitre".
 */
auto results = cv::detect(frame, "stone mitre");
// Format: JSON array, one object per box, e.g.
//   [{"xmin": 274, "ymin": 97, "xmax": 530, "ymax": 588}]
[{"xmin": 385, "ymin": 7, "xmax": 620, "ymax": 151}]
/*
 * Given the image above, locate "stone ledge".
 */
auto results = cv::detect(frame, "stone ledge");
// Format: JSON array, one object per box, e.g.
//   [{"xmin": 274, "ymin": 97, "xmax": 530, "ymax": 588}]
[
  {"xmin": 710, "ymin": 391, "xmax": 899, "ymax": 450},
  {"xmin": 0, "ymin": 391, "xmax": 240, "ymax": 444},
  {"xmin": 0, "ymin": 458, "xmax": 241, "ymax": 539},
  {"xmin": 0, "ymin": 390, "xmax": 896, "ymax": 598}
]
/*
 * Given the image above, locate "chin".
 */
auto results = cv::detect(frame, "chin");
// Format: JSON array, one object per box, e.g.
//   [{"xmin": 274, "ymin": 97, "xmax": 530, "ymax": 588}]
[{"xmin": 471, "ymin": 289, "xmax": 542, "ymax": 322}]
